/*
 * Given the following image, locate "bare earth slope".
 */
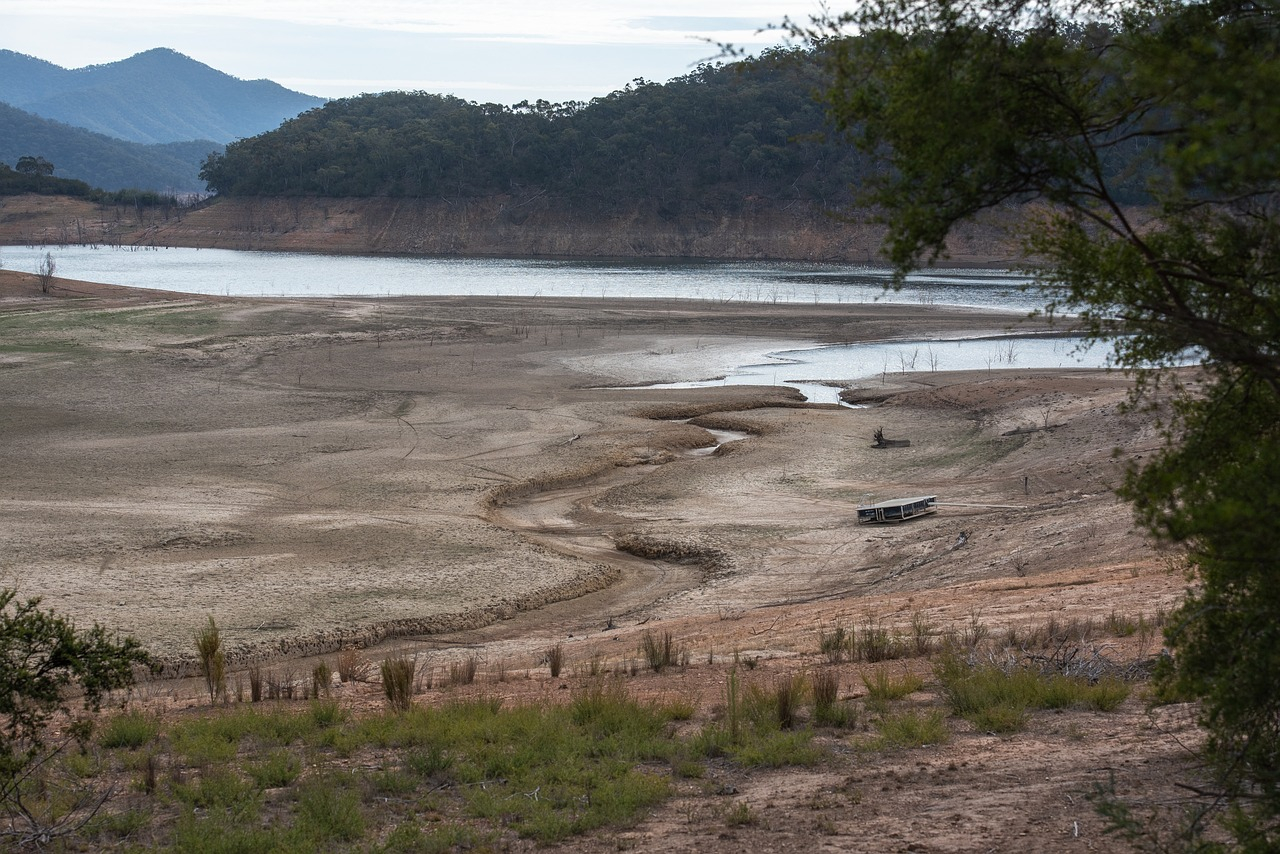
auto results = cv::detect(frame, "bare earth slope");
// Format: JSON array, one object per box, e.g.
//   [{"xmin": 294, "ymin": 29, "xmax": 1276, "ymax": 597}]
[{"xmin": 0, "ymin": 266, "xmax": 1195, "ymax": 852}]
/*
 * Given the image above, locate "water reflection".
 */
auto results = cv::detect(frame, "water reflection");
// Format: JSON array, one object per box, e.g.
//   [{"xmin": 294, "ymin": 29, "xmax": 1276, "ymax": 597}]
[{"xmin": 0, "ymin": 245, "xmax": 1044, "ymax": 312}]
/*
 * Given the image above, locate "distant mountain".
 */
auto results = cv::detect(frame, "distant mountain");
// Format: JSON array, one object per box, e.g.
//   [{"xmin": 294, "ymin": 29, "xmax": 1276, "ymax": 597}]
[
  {"xmin": 0, "ymin": 48, "xmax": 325, "ymax": 145},
  {"xmin": 0, "ymin": 102, "xmax": 219, "ymax": 192}
]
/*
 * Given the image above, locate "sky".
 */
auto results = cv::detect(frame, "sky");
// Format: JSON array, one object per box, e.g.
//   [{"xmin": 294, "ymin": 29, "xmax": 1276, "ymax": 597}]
[{"xmin": 3, "ymin": 1, "xmax": 826, "ymax": 104}]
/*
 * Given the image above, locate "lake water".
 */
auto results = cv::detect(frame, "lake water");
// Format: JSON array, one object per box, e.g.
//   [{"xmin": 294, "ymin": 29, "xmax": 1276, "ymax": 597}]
[
  {"xmin": 0, "ymin": 244, "xmax": 1042, "ymax": 310},
  {"xmin": 3, "ymin": 244, "xmax": 1128, "ymax": 401},
  {"xmin": 630, "ymin": 335, "xmax": 1109, "ymax": 404}
]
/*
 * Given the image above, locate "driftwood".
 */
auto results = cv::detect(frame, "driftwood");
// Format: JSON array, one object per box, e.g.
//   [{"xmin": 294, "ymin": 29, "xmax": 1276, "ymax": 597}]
[{"xmin": 872, "ymin": 426, "xmax": 911, "ymax": 449}]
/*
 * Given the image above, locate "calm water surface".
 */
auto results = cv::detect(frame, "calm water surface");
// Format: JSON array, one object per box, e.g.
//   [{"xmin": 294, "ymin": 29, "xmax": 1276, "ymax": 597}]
[
  {"xmin": 0, "ymin": 245, "xmax": 1042, "ymax": 310},
  {"xmin": 633, "ymin": 335, "xmax": 1109, "ymax": 404}
]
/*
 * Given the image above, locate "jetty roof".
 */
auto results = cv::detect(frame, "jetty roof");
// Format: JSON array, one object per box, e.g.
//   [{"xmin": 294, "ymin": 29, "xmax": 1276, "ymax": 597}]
[{"xmin": 859, "ymin": 496, "xmax": 937, "ymax": 510}]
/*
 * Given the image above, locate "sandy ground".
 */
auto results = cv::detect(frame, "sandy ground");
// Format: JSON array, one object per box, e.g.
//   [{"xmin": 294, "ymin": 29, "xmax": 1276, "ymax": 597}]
[{"xmin": 1, "ymin": 268, "xmax": 1198, "ymax": 851}]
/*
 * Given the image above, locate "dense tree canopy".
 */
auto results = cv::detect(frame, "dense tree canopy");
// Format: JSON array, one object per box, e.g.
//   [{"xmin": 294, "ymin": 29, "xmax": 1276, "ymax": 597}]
[
  {"xmin": 199, "ymin": 56, "xmax": 871, "ymax": 210},
  {"xmin": 801, "ymin": 0, "xmax": 1279, "ymax": 845},
  {"xmin": 13, "ymin": 155, "xmax": 53, "ymax": 177}
]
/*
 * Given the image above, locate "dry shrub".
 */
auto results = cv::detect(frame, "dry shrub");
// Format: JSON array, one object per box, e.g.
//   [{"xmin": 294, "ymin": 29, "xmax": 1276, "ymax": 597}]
[
  {"xmin": 248, "ymin": 665, "xmax": 262, "ymax": 703},
  {"xmin": 640, "ymin": 630, "xmax": 681, "ymax": 673},
  {"xmin": 312, "ymin": 660, "xmax": 332, "ymax": 698},
  {"xmin": 194, "ymin": 615, "xmax": 226, "ymax": 704},
  {"xmin": 614, "ymin": 534, "xmax": 730, "ymax": 577},
  {"xmin": 449, "ymin": 655, "xmax": 478, "ymax": 686},
  {"xmin": 547, "ymin": 643, "xmax": 564, "ymax": 678},
  {"xmin": 336, "ymin": 649, "xmax": 373, "ymax": 683},
  {"xmin": 381, "ymin": 655, "xmax": 416, "ymax": 712}
]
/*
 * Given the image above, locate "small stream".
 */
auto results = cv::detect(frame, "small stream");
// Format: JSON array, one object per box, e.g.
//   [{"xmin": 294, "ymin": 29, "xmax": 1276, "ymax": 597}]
[{"xmin": 686, "ymin": 426, "xmax": 752, "ymax": 456}]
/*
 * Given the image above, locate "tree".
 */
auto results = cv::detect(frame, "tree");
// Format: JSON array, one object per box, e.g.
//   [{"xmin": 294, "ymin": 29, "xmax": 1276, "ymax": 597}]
[
  {"xmin": 13, "ymin": 156, "xmax": 53, "ymax": 177},
  {"xmin": 1, "ymin": 589, "xmax": 150, "ymax": 845},
  {"xmin": 34, "ymin": 252, "xmax": 55, "ymax": 295},
  {"xmin": 796, "ymin": 0, "xmax": 1280, "ymax": 845}
]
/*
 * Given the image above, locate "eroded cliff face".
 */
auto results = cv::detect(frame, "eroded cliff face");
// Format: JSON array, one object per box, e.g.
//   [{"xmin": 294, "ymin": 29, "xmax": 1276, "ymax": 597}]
[{"xmin": 0, "ymin": 194, "xmax": 1025, "ymax": 264}]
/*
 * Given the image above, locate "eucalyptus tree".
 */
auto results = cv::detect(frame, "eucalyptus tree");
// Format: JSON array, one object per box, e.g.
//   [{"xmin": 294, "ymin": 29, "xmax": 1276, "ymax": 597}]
[{"xmin": 794, "ymin": 0, "xmax": 1279, "ymax": 844}]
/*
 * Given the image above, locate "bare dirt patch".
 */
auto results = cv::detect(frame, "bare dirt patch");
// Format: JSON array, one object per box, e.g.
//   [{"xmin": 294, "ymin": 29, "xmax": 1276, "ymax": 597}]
[{"xmin": 1, "ymin": 268, "xmax": 1195, "ymax": 851}]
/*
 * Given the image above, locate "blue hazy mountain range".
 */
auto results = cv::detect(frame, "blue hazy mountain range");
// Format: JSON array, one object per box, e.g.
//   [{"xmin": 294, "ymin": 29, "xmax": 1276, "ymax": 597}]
[{"xmin": 0, "ymin": 48, "xmax": 326, "ymax": 192}]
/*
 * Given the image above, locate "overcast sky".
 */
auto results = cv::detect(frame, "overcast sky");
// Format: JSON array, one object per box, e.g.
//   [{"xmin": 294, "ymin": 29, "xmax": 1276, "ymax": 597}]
[{"xmin": 4, "ymin": 1, "xmax": 825, "ymax": 104}]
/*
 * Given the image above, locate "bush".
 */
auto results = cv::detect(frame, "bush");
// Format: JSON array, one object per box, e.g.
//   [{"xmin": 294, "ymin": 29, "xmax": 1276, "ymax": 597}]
[
  {"xmin": 381, "ymin": 656, "xmax": 416, "ymax": 713},
  {"xmin": 194, "ymin": 616, "xmax": 226, "ymax": 704},
  {"xmin": 640, "ymin": 630, "xmax": 681, "ymax": 673},
  {"xmin": 1, "ymin": 586, "xmax": 149, "ymax": 836}
]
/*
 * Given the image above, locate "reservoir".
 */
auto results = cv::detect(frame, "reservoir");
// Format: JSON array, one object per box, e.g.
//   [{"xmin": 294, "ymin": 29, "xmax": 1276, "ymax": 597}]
[
  {"xmin": 0, "ymin": 245, "xmax": 1040, "ymax": 310},
  {"xmin": 2, "ymin": 245, "xmax": 1120, "ymax": 401}
]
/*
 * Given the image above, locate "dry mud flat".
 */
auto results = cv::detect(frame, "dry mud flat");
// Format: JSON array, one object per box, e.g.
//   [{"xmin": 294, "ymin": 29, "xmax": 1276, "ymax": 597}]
[{"xmin": 0, "ymin": 270, "xmax": 1194, "ymax": 851}]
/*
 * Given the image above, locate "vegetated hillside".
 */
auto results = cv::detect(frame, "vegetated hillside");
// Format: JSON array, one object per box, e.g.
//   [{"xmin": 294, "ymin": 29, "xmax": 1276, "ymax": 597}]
[
  {"xmin": 203, "ymin": 36, "xmax": 1158, "ymax": 215},
  {"xmin": 0, "ymin": 48, "xmax": 326, "ymax": 145},
  {"xmin": 201, "ymin": 52, "xmax": 871, "ymax": 212},
  {"xmin": 0, "ymin": 102, "xmax": 219, "ymax": 192}
]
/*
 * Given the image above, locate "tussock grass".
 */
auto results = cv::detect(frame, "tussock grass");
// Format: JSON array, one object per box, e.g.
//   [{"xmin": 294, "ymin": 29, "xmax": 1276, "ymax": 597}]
[
  {"xmin": 872, "ymin": 709, "xmax": 950, "ymax": 748},
  {"xmin": 547, "ymin": 642, "xmax": 564, "ymax": 677},
  {"xmin": 934, "ymin": 652, "xmax": 1132, "ymax": 733},
  {"xmin": 247, "ymin": 664, "xmax": 262, "ymax": 702},
  {"xmin": 336, "ymin": 648, "xmax": 372, "ymax": 683},
  {"xmin": 812, "ymin": 668, "xmax": 857, "ymax": 728},
  {"xmin": 448, "ymin": 654, "xmax": 478, "ymax": 685},
  {"xmin": 97, "ymin": 711, "xmax": 158, "ymax": 750},
  {"xmin": 381, "ymin": 655, "xmax": 416, "ymax": 712},
  {"xmin": 862, "ymin": 666, "xmax": 925, "ymax": 711}
]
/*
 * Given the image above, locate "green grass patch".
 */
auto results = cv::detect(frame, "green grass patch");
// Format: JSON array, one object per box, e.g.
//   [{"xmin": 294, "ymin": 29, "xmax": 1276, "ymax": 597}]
[
  {"xmin": 934, "ymin": 653, "xmax": 1133, "ymax": 733},
  {"xmin": 862, "ymin": 666, "xmax": 925, "ymax": 711},
  {"xmin": 98, "ymin": 710, "xmax": 159, "ymax": 749},
  {"xmin": 246, "ymin": 749, "xmax": 302, "ymax": 789},
  {"xmin": 871, "ymin": 709, "xmax": 951, "ymax": 748}
]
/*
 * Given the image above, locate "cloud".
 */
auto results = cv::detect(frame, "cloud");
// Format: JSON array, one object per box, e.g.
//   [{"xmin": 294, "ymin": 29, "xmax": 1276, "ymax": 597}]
[{"xmin": 7, "ymin": 1, "xmax": 813, "ymax": 45}]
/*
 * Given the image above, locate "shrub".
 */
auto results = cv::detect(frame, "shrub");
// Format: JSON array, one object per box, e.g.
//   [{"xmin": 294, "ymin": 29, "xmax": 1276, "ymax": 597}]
[
  {"xmin": 934, "ymin": 652, "xmax": 1132, "ymax": 733},
  {"xmin": 547, "ymin": 643, "xmax": 564, "ymax": 678},
  {"xmin": 336, "ymin": 649, "xmax": 372, "ymax": 683},
  {"xmin": 818, "ymin": 623, "xmax": 852, "ymax": 664},
  {"xmin": 312, "ymin": 660, "xmax": 332, "ymax": 698},
  {"xmin": 640, "ymin": 630, "xmax": 680, "ymax": 673},
  {"xmin": 772, "ymin": 674, "xmax": 806, "ymax": 729},
  {"xmin": 194, "ymin": 616, "xmax": 226, "ymax": 704},
  {"xmin": 449, "ymin": 655, "xmax": 478, "ymax": 686},
  {"xmin": 381, "ymin": 656, "xmax": 416, "ymax": 713},
  {"xmin": 247, "ymin": 750, "xmax": 301, "ymax": 789}
]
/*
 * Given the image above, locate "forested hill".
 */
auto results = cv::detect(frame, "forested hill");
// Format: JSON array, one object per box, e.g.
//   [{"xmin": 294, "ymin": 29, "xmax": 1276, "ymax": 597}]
[
  {"xmin": 0, "ymin": 102, "xmax": 218, "ymax": 193},
  {"xmin": 199, "ymin": 54, "xmax": 869, "ymax": 211}
]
